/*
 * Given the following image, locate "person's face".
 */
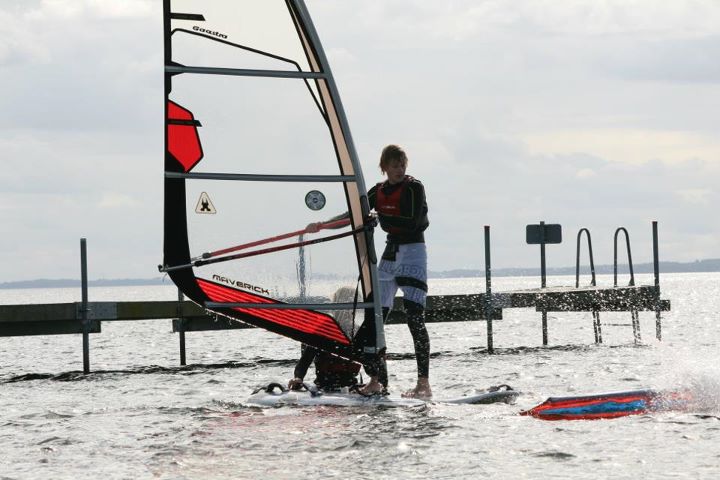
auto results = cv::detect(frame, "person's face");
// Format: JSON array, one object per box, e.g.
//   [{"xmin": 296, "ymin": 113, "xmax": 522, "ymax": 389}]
[{"xmin": 385, "ymin": 159, "xmax": 406, "ymax": 184}]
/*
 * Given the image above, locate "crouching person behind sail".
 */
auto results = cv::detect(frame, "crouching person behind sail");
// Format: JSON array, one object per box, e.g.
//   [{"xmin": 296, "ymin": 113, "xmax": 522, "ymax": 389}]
[
  {"xmin": 288, "ymin": 344, "xmax": 361, "ymax": 392},
  {"xmin": 288, "ymin": 286, "xmax": 362, "ymax": 392}
]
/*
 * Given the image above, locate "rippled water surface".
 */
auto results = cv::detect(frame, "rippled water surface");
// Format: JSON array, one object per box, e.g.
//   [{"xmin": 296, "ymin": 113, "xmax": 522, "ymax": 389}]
[{"xmin": 2, "ymin": 273, "xmax": 719, "ymax": 479}]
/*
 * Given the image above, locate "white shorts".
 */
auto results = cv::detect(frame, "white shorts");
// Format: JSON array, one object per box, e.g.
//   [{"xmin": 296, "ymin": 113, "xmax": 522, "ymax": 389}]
[{"xmin": 378, "ymin": 243, "xmax": 428, "ymax": 309}]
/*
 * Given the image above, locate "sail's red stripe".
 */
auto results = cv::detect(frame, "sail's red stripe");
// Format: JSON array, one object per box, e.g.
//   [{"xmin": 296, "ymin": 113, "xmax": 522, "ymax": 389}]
[
  {"xmin": 167, "ymin": 101, "xmax": 203, "ymax": 172},
  {"xmin": 201, "ymin": 282, "xmax": 343, "ymax": 339},
  {"xmin": 200, "ymin": 281, "xmax": 348, "ymax": 342},
  {"xmin": 197, "ymin": 279, "xmax": 350, "ymax": 344}
]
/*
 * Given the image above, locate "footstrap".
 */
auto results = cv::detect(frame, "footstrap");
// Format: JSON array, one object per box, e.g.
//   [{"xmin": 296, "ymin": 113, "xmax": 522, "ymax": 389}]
[
  {"xmin": 487, "ymin": 384, "xmax": 514, "ymax": 392},
  {"xmin": 350, "ymin": 384, "xmax": 389, "ymax": 398},
  {"xmin": 251, "ymin": 382, "xmax": 289, "ymax": 395}
]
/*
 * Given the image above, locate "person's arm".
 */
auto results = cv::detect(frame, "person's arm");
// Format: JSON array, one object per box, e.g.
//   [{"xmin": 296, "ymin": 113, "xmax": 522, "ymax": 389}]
[
  {"xmin": 289, "ymin": 344, "xmax": 316, "ymax": 389},
  {"xmin": 306, "ymin": 211, "xmax": 350, "ymax": 233},
  {"xmin": 307, "ymin": 184, "xmax": 378, "ymax": 233}
]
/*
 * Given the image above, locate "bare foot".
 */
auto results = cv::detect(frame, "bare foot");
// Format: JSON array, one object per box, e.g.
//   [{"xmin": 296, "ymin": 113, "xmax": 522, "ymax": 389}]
[
  {"xmin": 401, "ymin": 378, "xmax": 432, "ymax": 398},
  {"xmin": 358, "ymin": 378, "xmax": 384, "ymax": 395}
]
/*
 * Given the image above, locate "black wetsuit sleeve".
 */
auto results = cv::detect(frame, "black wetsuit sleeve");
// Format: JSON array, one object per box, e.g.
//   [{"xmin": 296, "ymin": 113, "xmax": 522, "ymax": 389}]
[
  {"xmin": 293, "ymin": 345, "xmax": 316, "ymax": 379},
  {"xmin": 367, "ymin": 185, "xmax": 377, "ymax": 210}
]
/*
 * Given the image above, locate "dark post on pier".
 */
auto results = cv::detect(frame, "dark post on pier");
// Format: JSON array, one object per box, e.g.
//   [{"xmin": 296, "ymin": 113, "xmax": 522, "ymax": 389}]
[
  {"xmin": 484, "ymin": 225, "xmax": 494, "ymax": 354},
  {"xmin": 652, "ymin": 220, "xmax": 662, "ymax": 341},
  {"xmin": 526, "ymin": 222, "xmax": 562, "ymax": 344},
  {"xmin": 80, "ymin": 238, "xmax": 90, "ymax": 374}
]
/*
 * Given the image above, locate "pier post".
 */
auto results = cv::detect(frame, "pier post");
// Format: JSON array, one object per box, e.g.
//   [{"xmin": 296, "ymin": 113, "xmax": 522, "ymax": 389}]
[
  {"xmin": 539, "ymin": 221, "xmax": 547, "ymax": 288},
  {"xmin": 592, "ymin": 311, "xmax": 602, "ymax": 344},
  {"xmin": 484, "ymin": 226, "xmax": 494, "ymax": 354},
  {"xmin": 652, "ymin": 221, "xmax": 662, "ymax": 340},
  {"xmin": 539, "ymin": 221, "xmax": 548, "ymax": 345},
  {"xmin": 80, "ymin": 238, "xmax": 90, "ymax": 374},
  {"xmin": 526, "ymin": 221, "xmax": 561, "ymax": 346},
  {"xmin": 631, "ymin": 310, "xmax": 641, "ymax": 344}
]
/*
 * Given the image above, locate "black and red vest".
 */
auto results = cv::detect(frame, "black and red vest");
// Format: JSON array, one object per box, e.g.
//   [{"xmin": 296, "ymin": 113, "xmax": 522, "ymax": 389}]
[
  {"xmin": 375, "ymin": 177, "xmax": 411, "ymax": 235},
  {"xmin": 373, "ymin": 176, "xmax": 429, "ymax": 243}
]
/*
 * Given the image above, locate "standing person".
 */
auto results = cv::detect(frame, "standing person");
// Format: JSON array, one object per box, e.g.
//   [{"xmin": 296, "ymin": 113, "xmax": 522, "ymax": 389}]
[
  {"xmin": 305, "ymin": 144, "xmax": 431, "ymax": 398},
  {"xmin": 363, "ymin": 144, "xmax": 431, "ymax": 398}
]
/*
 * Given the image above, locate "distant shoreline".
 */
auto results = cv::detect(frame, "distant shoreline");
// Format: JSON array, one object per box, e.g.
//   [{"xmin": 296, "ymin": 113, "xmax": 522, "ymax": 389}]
[
  {"xmin": 430, "ymin": 258, "xmax": 720, "ymax": 279},
  {"xmin": 0, "ymin": 278, "xmax": 175, "ymax": 290},
  {"xmin": 2, "ymin": 259, "xmax": 718, "ymax": 289}
]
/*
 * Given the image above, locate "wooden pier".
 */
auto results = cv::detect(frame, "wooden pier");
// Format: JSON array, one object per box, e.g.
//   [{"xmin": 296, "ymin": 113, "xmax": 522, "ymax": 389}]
[
  {"xmin": 0, "ymin": 296, "xmax": 501, "ymax": 333},
  {"xmin": 0, "ymin": 222, "xmax": 671, "ymax": 372},
  {"xmin": 0, "ymin": 285, "xmax": 670, "ymax": 372}
]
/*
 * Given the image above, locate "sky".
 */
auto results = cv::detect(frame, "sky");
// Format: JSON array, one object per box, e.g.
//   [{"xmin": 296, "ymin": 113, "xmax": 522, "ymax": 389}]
[{"xmin": 1, "ymin": 0, "xmax": 719, "ymax": 282}]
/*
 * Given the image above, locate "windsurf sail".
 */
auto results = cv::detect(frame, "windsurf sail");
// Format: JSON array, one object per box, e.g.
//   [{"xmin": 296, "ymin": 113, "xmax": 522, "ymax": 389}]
[
  {"xmin": 161, "ymin": 0, "xmax": 385, "ymax": 363},
  {"xmin": 520, "ymin": 389, "xmax": 693, "ymax": 420}
]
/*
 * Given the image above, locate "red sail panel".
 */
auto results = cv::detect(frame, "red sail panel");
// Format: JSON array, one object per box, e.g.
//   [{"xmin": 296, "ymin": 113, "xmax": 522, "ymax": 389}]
[
  {"xmin": 167, "ymin": 101, "xmax": 203, "ymax": 172},
  {"xmin": 197, "ymin": 279, "xmax": 350, "ymax": 345}
]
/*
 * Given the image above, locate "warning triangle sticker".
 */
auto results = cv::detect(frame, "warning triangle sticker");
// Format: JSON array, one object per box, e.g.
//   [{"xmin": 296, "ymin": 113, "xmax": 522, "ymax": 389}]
[{"xmin": 195, "ymin": 192, "xmax": 216, "ymax": 214}]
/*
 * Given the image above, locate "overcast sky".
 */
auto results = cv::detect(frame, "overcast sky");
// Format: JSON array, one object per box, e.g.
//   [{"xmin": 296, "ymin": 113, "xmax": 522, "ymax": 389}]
[{"xmin": 1, "ymin": 0, "xmax": 718, "ymax": 282}]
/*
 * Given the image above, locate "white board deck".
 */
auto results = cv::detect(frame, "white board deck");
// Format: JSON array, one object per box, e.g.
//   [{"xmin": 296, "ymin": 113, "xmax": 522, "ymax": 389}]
[{"xmin": 246, "ymin": 385, "xmax": 519, "ymax": 408}]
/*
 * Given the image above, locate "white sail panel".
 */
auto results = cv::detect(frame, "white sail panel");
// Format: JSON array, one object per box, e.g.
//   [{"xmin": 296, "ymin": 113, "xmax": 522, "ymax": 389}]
[
  {"xmin": 169, "ymin": 74, "xmax": 337, "ymax": 175},
  {"xmin": 170, "ymin": 0, "xmax": 315, "ymax": 72},
  {"xmin": 184, "ymin": 180, "xmax": 367, "ymax": 298}
]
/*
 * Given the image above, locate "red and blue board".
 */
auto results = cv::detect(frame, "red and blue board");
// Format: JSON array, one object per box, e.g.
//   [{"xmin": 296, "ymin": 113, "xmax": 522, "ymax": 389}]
[{"xmin": 521, "ymin": 389, "xmax": 692, "ymax": 420}]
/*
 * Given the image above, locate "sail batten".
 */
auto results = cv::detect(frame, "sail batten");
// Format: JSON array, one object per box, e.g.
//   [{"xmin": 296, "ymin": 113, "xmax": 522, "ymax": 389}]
[
  {"xmin": 165, "ymin": 65, "xmax": 327, "ymax": 79},
  {"xmin": 170, "ymin": 13, "xmax": 205, "ymax": 21},
  {"xmin": 165, "ymin": 172, "xmax": 357, "ymax": 182},
  {"xmin": 205, "ymin": 302, "xmax": 374, "ymax": 310}
]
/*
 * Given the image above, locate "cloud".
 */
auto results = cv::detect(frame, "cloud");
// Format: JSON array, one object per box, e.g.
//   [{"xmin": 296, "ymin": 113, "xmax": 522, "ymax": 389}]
[
  {"xmin": 674, "ymin": 188, "xmax": 713, "ymax": 205},
  {"xmin": 320, "ymin": 0, "xmax": 720, "ymax": 42},
  {"xmin": 524, "ymin": 129, "xmax": 720, "ymax": 165},
  {"xmin": 24, "ymin": 0, "xmax": 154, "ymax": 21},
  {"xmin": 0, "ymin": 9, "xmax": 49, "ymax": 65},
  {"xmin": 1, "ymin": 0, "xmax": 719, "ymax": 281},
  {"xmin": 576, "ymin": 168, "xmax": 596, "ymax": 179},
  {"xmin": 0, "ymin": 0, "xmax": 161, "ymax": 132},
  {"xmin": 97, "ymin": 192, "xmax": 141, "ymax": 209},
  {"xmin": 595, "ymin": 35, "xmax": 720, "ymax": 85}
]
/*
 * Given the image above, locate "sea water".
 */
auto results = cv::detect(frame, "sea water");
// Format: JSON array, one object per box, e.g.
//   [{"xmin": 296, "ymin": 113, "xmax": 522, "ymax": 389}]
[{"xmin": 1, "ymin": 273, "xmax": 719, "ymax": 479}]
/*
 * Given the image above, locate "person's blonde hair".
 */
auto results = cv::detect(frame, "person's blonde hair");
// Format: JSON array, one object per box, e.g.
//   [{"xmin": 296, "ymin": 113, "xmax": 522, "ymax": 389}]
[{"xmin": 379, "ymin": 144, "xmax": 408, "ymax": 174}]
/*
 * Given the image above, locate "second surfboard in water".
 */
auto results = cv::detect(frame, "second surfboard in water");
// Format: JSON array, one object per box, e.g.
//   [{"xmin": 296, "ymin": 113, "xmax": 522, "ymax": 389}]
[{"xmin": 520, "ymin": 389, "xmax": 693, "ymax": 420}]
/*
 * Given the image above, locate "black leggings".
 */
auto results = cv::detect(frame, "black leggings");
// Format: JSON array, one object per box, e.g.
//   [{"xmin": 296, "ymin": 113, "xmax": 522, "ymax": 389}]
[
  {"xmin": 404, "ymin": 299, "xmax": 430, "ymax": 378},
  {"xmin": 362, "ymin": 308, "xmax": 391, "ymax": 387},
  {"xmin": 363, "ymin": 303, "xmax": 430, "ymax": 385}
]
